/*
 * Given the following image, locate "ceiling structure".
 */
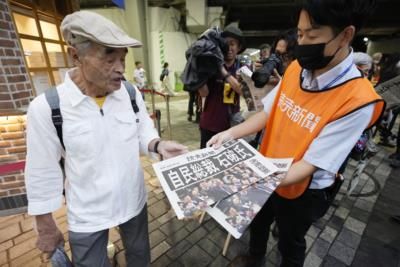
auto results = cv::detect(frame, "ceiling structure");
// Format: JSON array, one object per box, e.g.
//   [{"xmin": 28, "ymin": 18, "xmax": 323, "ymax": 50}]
[{"xmin": 81, "ymin": 0, "xmax": 400, "ymax": 48}]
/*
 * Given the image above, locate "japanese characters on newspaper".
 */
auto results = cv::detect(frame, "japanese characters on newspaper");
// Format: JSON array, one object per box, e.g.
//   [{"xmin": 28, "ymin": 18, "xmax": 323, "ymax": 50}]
[
  {"xmin": 239, "ymin": 66, "xmax": 279, "ymax": 112},
  {"xmin": 206, "ymin": 158, "xmax": 293, "ymax": 239},
  {"xmin": 152, "ymin": 139, "xmax": 278, "ymax": 219}
]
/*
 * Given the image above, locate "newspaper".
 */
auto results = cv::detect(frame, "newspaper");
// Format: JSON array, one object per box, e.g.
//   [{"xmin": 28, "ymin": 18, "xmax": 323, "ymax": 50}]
[
  {"xmin": 239, "ymin": 66, "xmax": 280, "ymax": 112},
  {"xmin": 152, "ymin": 139, "xmax": 278, "ymax": 219},
  {"xmin": 206, "ymin": 158, "xmax": 293, "ymax": 239},
  {"xmin": 375, "ymin": 74, "xmax": 400, "ymax": 108}
]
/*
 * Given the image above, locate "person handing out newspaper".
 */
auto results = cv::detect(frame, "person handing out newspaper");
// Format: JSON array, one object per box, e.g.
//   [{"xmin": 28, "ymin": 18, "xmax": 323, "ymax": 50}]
[{"xmin": 208, "ymin": 1, "xmax": 384, "ymax": 266}]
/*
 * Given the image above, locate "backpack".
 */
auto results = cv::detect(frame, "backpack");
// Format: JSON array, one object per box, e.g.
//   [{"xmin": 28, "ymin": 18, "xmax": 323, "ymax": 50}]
[
  {"xmin": 45, "ymin": 80, "xmax": 139, "ymax": 149},
  {"xmin": 159, "ymin": 73, "xmax": 165, "ymax": 82}
]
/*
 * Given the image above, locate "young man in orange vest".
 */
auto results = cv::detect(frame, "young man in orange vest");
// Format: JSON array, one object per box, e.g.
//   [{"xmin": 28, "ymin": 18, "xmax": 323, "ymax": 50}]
[{"xmin": 208, "ymin": 0, "xmax": 384, "ymax": 266}]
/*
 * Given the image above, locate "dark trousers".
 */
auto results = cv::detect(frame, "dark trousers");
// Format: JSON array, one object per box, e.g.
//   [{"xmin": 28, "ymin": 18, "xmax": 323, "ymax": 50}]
[
  {"xmin": 249, "ymin": 187, "xmax": 336, "ymax": 267},
  {"xmin": 188, "ymin": 91, "xmax": 200, "ymax": 121},
  {"xmin": 200, "ymin": 128, "xmax": 219, "ymax": 148},
  {"xmin": 188, "ymin": 91, "xmax": 196, "ymax": 116},
  {"xmin": 69, "ymin": 204, "xmax": 150, "ymax": 267},
  {"xmin": 380, "ymin": 105, "xmax": 400, "ymax": 143}
]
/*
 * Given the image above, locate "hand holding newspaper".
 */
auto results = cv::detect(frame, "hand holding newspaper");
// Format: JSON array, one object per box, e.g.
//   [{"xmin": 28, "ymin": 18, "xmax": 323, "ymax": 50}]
[{"xmin": 152, "ymin": 139, "xmax": 278, "ymax": 219}]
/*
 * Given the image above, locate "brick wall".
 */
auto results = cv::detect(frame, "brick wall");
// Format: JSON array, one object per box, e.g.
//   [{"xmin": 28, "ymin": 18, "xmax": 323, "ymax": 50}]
[
  {"xmin": 0, "ymin": 115, "xmax": 26, "ymax": 198},
  {"xmin": 0, "ymin": 0, "xmax": 34, "ymax": 201},
  {"xmin": 0, "ymin": 1, "xmax": 32, "ymax": 203},
  {"xmin": 0, "ymin": 1, "xmax": 34, "ymax": 111}
]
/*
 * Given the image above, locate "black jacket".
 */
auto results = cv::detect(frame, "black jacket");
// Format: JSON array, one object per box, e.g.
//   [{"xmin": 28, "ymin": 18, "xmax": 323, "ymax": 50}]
[{"xmin": 181, "ymin": 27, "xmax": 228, "ymax": 92}]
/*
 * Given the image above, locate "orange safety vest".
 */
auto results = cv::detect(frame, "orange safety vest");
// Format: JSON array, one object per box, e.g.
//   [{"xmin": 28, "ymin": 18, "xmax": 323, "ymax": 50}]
[{"xmin": 259, "ymin": 61, "xmax": 385, "ymax": 199}]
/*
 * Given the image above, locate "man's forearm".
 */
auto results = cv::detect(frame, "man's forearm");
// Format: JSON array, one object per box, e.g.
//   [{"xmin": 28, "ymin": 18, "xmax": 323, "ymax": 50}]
[
  {"xmin": 35, "ymin": 213, "xmax": 56, "ymax": 230},
  {"xmin": 226, "ymin": 75, "xmax": 242, "ymax": 94},
  {"xmin": 230, "ymin": 111, "xmax": 268, "ymax": 139},
  {"xmin": 35, "ymin": 213, "xmax": 64, "ymax": 253},
  {"xmin": 279, "ymin": 159, "xmax": 316, "ymax": 187}
]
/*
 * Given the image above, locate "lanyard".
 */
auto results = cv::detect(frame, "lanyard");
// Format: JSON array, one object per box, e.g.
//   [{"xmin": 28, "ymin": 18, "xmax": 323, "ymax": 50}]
[{"xmin": 322, "ymin": 63, "xmax": 353, "ymax": 90}]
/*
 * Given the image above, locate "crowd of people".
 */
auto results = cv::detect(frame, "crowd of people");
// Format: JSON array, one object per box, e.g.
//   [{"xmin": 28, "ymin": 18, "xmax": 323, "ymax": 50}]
[{"xmin": 23, "ymin": 0, "xmax": 400, "ymax": 266}]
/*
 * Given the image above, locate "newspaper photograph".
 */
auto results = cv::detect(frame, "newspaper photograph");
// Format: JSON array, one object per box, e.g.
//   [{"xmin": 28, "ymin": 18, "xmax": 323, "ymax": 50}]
[
  {"xmin": 206, "ymin": 158, "xmax": 293, "ymax": 239},
  {"xmin": 239, "ymin": 66, "xmax": 279, "ymax": 112},
  {"xmin": 152, "ymin": 139, "xmax": 278, "ymax": 219}
]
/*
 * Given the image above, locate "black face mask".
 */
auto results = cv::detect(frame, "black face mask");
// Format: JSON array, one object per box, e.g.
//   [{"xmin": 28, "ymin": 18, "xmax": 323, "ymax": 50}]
[{"xmin": 295, "ymin": 37, "xmax": 341, "ymax": 70}]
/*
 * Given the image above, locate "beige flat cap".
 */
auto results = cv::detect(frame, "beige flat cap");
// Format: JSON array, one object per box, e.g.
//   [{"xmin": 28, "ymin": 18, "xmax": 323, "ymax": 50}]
[{"xmin": 61, "ymin": 10, "xmax": 142, "ymax": 48}]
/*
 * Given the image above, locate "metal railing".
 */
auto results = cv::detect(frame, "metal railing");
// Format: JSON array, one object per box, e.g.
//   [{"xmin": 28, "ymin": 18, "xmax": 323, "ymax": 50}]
[{"xmin": 139, "ymin": 86, "xmax": 172, "ymax": 139}]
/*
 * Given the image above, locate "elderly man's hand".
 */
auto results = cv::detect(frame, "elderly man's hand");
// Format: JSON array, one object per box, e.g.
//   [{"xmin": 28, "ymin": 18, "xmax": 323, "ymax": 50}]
[
  {"xmin": 158, "ymin": 140, "xmax": 189, "ymax": 160},
  {"xmin": 35, "ymin": 214, "xmax": 64, "ymax": 255}
]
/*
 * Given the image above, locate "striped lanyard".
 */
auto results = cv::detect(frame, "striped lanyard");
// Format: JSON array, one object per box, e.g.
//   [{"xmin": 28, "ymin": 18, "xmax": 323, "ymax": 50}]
[{"xmin": 322, "ymin": 63, "xmax": 353, "ymax": 90}]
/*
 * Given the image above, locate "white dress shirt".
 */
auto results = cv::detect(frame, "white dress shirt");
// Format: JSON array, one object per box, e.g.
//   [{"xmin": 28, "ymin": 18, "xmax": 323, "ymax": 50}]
[
  {"xmin": 25, "ymin": 70, "xmax": 159, "ymax": 232},
  {"xmin": 262, "ymin": 50, "xmax": 375, "ymax": 189},
  {"xmin": 134, "ymin": 68, "xmax": 146, "ymax": 89}
]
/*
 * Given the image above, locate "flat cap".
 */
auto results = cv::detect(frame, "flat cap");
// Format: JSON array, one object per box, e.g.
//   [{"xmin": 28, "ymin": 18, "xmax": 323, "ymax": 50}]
[{"xmin": 61, "ymin": 11, "xmax": 142, "ymax": 48}]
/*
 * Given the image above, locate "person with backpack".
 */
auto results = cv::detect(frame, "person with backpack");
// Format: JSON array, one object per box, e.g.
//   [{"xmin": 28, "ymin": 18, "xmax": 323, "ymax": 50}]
[
  {"xmin": 160, "ymin": 62, "xmax": 176, "ymax": 96},
  {"xmin": 208, "ymin": 1, "xmax": 384, "ymax": 266},
  {"xmin": 24, "ymin": 11, "xmax": 188, "ymax": 267}
]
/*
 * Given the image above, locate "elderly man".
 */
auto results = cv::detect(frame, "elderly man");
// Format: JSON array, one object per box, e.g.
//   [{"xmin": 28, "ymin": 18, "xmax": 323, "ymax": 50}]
[{"xmin": 25, "ymin": 11, "xmax": 188, "ymax": 267}]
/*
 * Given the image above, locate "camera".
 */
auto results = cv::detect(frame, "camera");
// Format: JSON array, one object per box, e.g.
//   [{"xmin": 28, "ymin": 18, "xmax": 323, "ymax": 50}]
[{"xmin": 251, "ymin": 53, "xmax": 284, "ymax": 88}]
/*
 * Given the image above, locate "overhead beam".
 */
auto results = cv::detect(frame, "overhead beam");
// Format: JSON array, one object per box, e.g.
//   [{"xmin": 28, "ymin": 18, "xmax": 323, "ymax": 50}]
[{"xmin": 243, "ymin": 30, "xmax": 282, "ymax": 37}]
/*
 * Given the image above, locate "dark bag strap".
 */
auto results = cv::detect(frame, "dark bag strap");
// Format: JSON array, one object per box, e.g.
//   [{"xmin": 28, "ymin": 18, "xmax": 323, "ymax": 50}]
[
  {"xmin": 123, "ymin": 80, "xmax": 139, "ymax": 113},
  {"xmin": 45, "ymin": 82, "xmax": 140, "ymax": 150},
  {"xmin": 45, "ymin": 87, "xmax": 65, "ymax": 150}
]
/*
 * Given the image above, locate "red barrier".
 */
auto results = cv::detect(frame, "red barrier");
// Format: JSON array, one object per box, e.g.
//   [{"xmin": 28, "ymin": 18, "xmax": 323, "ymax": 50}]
[
  {"xmin": 0, "ymin": 161, "xmax": 25, "ymax": 175},
  {"xmin": 139, "ymin": 88, "xmax": 168, "ymax": 98}
]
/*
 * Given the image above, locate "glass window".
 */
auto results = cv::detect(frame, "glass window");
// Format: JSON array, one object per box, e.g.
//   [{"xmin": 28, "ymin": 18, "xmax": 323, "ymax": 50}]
[
  {"xmin": 13, "ymin": 13, "xmax": 39, "ymax": 37},
  {"xmin": 39, "ymin": 20, "xmax": 59, "ymax": 40},
  {"xmin": 64, "ymin": 45, "xmax": 74, "ymax": 67},
  {"xmin": 20, "ymin": 39, "xmax": 46, "ymax": 68},
  {"xmin": 30, "ymin": 71, "xmax": 51, "ymax": 95},
  {"xmin": 53, "ymin": 68, "xmax": 69, "ymax": 85},
  {"xmin": 45, "ymin": 42, "xmax": 65, "ymax": 67}
]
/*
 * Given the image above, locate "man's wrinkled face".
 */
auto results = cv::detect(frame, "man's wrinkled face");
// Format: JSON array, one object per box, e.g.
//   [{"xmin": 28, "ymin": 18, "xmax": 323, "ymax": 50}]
[
  {"xmin": 225, "ymin": 37, "xmax": 241, "ymax": 61},
  {"xmin": 79, "ymin": 44, "xmax": 128, "ymax": 93}
]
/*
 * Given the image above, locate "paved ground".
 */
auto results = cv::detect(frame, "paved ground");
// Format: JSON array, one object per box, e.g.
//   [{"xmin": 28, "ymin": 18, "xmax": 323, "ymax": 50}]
[{"xmin": 1, "ymin": 94, "xmax": 399, "ymax": 266}]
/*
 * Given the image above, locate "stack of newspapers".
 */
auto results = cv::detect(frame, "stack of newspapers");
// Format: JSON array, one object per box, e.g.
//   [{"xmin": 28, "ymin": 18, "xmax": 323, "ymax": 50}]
[{"xmin": 153, "ymin": 139, "xmax": 292, "ymax": 238}]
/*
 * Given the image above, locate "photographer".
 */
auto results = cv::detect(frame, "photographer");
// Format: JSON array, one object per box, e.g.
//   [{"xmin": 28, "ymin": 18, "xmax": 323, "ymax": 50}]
[
  {"xmin": 198, "ymin": 23, "xmax": 246, "ymax": 148},
  {"xmin": 252, "ymin": 29, "xmax": 297, "ymax": 88},
  {"xmin": 250, "ymin": 29, "xmax": 297, "ymax": 148}
]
